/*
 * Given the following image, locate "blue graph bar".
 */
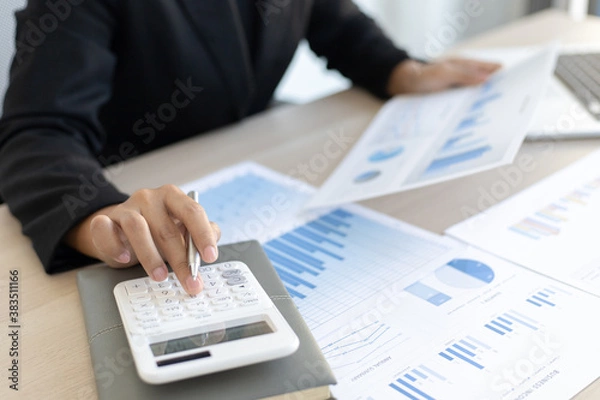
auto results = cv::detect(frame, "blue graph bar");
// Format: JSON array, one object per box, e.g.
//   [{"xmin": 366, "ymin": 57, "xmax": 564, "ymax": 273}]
[
  {"xmin": 442, "ymin": 133, "xmax": 473, "ymax": 150},
  {"xmin": 281, "ymin": 233, "xmax": 344, "ymax": 260},
  {"xmin": 389, "ymin": 383, "xmax": 420, "ymax": 400},
  {"xmin": 404, "ymin": 373, "xmax": 417, "ymax": 382},
  {"xmin": 509, "ymin": 226, "xmax": 541, "ymax": 240},
  {"xmin": 456, "ymin": 114, "xmax": 487, "ymax": 130},
  {"xmin": 439, "ymin": 352, "xmax": 453, "ymax": 361},
  {"xmin": 396, "ymin": 379, "xmax": 436, "ymax": 400},
  {"xmin": 427, "ymin": 146, "xmax": 492, "ymax": 172},
  {"xmin": 497, "ymin": 316, "xmax": 513, "ymax": 326},
  {"xmin": 470, "ymin": 92, "xmax": 502, "ymax": 111},
  {"xmin": 452, "ymin": 343, "xmax": 476, "ymax": 357},
  {"xmin": 332, "ymin": 209, "xmax": 353, "ymax": 219},
  {"xmin": 485, "ymin": 324, "xmax": 505, "ymax": 335},
  {"xmin": 510, "ymin": 309, "xmax": 538, "ymax": 323},
  {"xmin": 527, "ymin": 299, "xmax": 543, "ymax": 307},
  {"xmin": 491, "ymin": 320, "xmax": 513, "ymax": 332},
  {"xmin": 405, "ymin": 281, "xmax": 452, "ymax": 306},
  {"xmin": 459, "ymin": 339, "xmax": 476, "ymax": 350},
  {"xmin": 275, "ymin": 267, "xmax": 316, "ymax": 289},
  {"xmin": 307, "ymin": 221, "xmax": 347, "ymax": 237},
  {"xmin": 267, "ymin": 240, "xmax": 325, "ymax": 269},
  {"xmin": 503, "ymin": 313, "xmax": 538, "ymax": 330},
  {"xmin": 537, "ymin": 291, "xmax": 549, "ymax": 298},
  {"xmin": 532, "ymin": 295, "xmax": 555, "ymax": 307},
  {"xmin": 412, "ymin": 369, "xmax": 427, "ymax": 379},
  {"xmin": 445, "ymin": 348, "xmax": 484, "ymax": 370},
  {"xmin": 264, "ymin": 248, "xmax": 319, "ymax": 275},
  {"xmin": 466, "ymin": 335, "xmax": 491, "ymax": 350},
  {"xmin": 544, "ymin": 288, "xmax": 556, "ymax": 295},
  {"xmin": 286, "ymin": 286, "xmax": 305, "ymax": 299},
  {"xmin": 420, "ymin": 364, "xmax": 446, "ymax": 381},
  {"xmin": 294, "ymin": 227, "xmax": 344, "ymax": 248},
  {"xmin": 320, "ymin": 215, "xmax": 351, "ymax": 228}
]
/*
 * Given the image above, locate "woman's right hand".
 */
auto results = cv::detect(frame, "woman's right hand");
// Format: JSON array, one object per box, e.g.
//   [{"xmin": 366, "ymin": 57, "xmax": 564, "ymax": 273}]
[{"xmin": 65, "ymin": 184, "xmax": 221, "ymax": 295}]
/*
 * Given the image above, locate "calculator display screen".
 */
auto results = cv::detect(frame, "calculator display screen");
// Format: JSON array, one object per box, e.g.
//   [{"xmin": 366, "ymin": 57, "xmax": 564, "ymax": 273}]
[{"xmin": 150, "ymin": 321, "xmax": 273, "ymax": 356}]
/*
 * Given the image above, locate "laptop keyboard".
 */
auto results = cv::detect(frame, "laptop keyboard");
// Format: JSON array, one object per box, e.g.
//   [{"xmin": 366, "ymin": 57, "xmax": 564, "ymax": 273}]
[{"xmin": 555, "ymin": 53, "xmax": 600, "ymax": 120}]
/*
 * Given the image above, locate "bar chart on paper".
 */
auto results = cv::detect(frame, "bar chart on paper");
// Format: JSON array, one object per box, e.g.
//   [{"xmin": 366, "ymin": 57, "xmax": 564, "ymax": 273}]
[
  {"xmin": 446, "ymin": 149, "xmax": 600, "ymax": 296},
  {"xmin": 181, "ymin": 163, "xmax": 455, "ymax": 330},
  {"xmin": 328, "ymin": 247, "xmax": 600, "ymax": 400},
  {"xmin": 182, "ymin": 163, "xmax": 600, "ymax": 400}
]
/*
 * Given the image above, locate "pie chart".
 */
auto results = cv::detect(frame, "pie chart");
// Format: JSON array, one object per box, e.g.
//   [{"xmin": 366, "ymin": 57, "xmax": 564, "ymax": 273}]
[{"xmin": 434, "ymin": 259, "xmax": 495, "ymax": 289}]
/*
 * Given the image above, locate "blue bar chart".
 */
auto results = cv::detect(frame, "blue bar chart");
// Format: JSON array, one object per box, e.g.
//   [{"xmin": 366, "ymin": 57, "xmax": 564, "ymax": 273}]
[{"xmin": 191, "ymin": 167, "xmax": 454, "ymax": 329}]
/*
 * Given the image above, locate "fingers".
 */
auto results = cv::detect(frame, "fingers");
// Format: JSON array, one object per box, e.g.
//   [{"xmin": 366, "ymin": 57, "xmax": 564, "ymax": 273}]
[
  {"xmin": 448, "ymin": 58, "xmax": 502, "ymax": 75},
  {"xmin": 88, "ymin": 185, "xmax": 220, "ymax": 296},
  {"xmin": 90, "ymin": 215, "xmax": 136, "ymax": 267},
  {"xmin": 115, "ymin": 208, "xmax": 169, "ymax": 282},
  {"xmin": 164, "ymin": 187, "xmax": 219, "ymax": 264},
  {"xmin": 142, "ymin": 197, "xmax": 204, "ymax": 295}
]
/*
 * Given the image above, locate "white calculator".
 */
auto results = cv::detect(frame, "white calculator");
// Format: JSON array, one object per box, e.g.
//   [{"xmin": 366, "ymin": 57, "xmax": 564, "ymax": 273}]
[{"xmin": 113, "ymin": 261, "xmax": 299, "ymax": 384}]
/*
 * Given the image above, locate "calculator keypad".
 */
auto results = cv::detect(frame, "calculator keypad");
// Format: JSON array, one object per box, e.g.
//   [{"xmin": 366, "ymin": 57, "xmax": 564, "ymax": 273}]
[{"xmin": 120, "ymin": 262, "xmax": 266, "ymax": 334}]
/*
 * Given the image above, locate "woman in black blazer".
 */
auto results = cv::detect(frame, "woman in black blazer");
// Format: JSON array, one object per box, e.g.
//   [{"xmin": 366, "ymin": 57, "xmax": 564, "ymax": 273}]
[{"xmin": 0, "ymin": 0, "xmax": 499, "ymax": 294}]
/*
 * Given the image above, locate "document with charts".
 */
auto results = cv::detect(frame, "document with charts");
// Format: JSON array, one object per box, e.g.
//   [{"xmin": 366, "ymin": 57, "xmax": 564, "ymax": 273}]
[
  {"xmin": 447, "ymin": 148, "xmax": 600, "ymax": 297},
  {"xmin": 306, "ymin": 45, "xmax": 558, "ymax": 209},
  {"xmin": 180, "ymin": 162, "xmax": 600, "ymax": 400}
]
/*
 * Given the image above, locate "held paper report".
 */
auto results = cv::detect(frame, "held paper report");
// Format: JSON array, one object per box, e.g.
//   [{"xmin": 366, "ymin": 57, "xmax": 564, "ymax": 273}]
[{"xmin": 307, "ymin": 45, "xmax": 558, "ymax": 209}]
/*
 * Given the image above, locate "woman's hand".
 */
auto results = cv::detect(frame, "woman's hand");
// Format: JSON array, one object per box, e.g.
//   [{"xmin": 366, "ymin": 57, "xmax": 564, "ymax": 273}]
[
  {"xmin": 387, "ymin": 58, "xmax": 502, "ymax": 95},
  {"xmin": 65, "ymin": 184, "xmax": 221, "ymax": 295}
]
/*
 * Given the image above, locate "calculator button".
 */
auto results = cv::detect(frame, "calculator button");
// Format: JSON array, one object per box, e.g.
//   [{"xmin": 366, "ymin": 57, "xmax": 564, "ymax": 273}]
[
  {"xmin": 157, "ymin": 298, "xmax": 179, "ymax": 307},
  {"xmin": 207, "ymin": 288, "xmax": 229, "ymax": 298},
  {"xmin": 189, "ymin": 311, "xmax": 213, "ymax": 320},
  {"xmin": 140, "ymin": 322, "xmax": 161, "ymax": 330},
  {"xmin": 201, "ymin": 273, "xmax": 219, "ymax": 281},
  {"xmin": 136, "ymin": 310, "xmax": 158, "ymax": 320},
  {"xmin": 235, "ymin": 292, "xmax": 258, "ymax": 300},
  {"xmin": 211, "ymin": 296, "xmax": 233, "ymax": 305},
  {"xmin": 239, "ymin": 299, "xmax": 260, "ymax": 307},
  {"xmin": 150, "ymin": 281, "xmax": 172, "ymax": 290},
  {"xmin": 138, "ymin": 317, "xmax": 160, "ymax": 325},
  {"xmin": 161, "ymin": 305, "xmax": 184, "ymax": 315},
  {"xmin": 226, "ymin": 276, "xmax": 248, "ymax": 286},
  {"xmin": 213, "ymin": 303, "xmax": 236, "ymax": 311},
  {"xmin": 221, "ymin": 269, "xmax": 242, "ymax": 278},
  {"xmin": 203, "ymin": 280, "xmax": 223, "ymax": 289},
  {"xmin": 130, "ymin": 294, "xmax": 152, "ymax": 304},
  {"xmin": 154, "ymin": 289, "xmax": 176, "ymax": 299},
  {"xmin": 198, "ymin": 266, "xmax": 215, "ymax": 273},
  {"xmin": 163, "ymin": 313, "xmax": 185, "ymax": 322},
  {"xmin": 218, "ymin": 263, "xmax": 237, "ymax": 271},
  {"xmin": 231, "ymin": 284, "xmax": 253, "ymax": 292},
  {"xmin": 186, "ymin": 301, "xmax": 208, "ymax": 310},
  {"xmin": 182, "ymin": 294, "xmax": 204, "ymax": 302},
  {"xmin": 131, "ymin": 302, "xmax": 155, "ymax": 312},
  {"xmin": 125, "ymin": 282, "xmax": 148, "ymax": 295}
]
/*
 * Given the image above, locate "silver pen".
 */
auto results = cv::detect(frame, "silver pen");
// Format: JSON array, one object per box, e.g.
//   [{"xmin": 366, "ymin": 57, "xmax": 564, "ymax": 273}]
[{"xmin": 187, "ymin": 190, "xmax": 201, "ymax": 280}]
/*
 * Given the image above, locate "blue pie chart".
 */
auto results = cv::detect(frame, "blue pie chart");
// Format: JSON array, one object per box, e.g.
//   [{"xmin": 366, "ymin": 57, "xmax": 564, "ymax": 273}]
[
  {"xmin": 434, "ymin": 259, "xmax": 495, "ymax": 289},
  {"xmin": 369, "ymin": 146, "xmax": 404, "ymax": 162},
  {"xmin": 354, "ymin": 170, "xmax": 381, "ymax": 184}
]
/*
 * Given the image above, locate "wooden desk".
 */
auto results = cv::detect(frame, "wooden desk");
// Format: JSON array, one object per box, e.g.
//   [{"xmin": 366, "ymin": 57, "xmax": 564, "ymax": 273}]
[{"xmin": 1, "ymin": 8, "xmax": 600, "ymax": 400}]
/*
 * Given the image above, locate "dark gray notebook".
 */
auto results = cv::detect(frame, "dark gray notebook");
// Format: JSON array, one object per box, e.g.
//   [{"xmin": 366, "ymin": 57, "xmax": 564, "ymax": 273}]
[{"xmin": 77, "ymin": 240, "xmax": 336, "ymax": 400}]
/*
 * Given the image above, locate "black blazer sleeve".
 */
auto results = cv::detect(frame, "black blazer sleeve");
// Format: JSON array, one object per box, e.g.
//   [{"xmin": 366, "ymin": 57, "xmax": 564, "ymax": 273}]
[
  {"xmin": 0, "ymin": 0, "xmax": 128, "ymax": 273},
  {"xmin": 306, "ymin": 0, "xmax": 410, "ymax": 98}
]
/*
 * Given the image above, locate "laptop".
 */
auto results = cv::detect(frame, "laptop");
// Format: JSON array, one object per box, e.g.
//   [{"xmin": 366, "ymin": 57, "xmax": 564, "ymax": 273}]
[{"xmin": 461, "ymin": 44, "xmax": 600, "ymax": 139}]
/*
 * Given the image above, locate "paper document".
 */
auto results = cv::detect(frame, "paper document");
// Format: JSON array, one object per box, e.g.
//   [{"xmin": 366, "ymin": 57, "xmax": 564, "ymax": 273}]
[
  {"xmin": 447, "ymin": 148, "xmax": 600, "ymax": 297},
  {"xmin": 306, "ymin": 45, "xmax": 558, "ymax": 209},
  {"xmin": 181, "ymin": 162, "xmax": 600, "ymax": 399}
]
